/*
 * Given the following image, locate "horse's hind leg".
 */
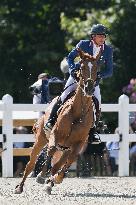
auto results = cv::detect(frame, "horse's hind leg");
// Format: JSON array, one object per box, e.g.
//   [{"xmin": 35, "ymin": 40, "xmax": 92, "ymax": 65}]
[
  {"xmin": 15, "ymin": 119, "xmax": 48, "ymax": 194},
  {"xmin": 22, "ymin": 135, "xmax": 47, "ymax": 183}
]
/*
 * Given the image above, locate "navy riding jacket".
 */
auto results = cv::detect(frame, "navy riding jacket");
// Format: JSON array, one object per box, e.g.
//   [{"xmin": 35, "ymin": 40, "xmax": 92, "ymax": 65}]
[{"xmin": 67, "ymin": 40, "xmax": 113, "ymax": 79}]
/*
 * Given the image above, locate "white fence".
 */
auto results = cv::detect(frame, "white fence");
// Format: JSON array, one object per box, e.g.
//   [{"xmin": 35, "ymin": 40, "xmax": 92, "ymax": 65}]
[{"xmin": 0, "ymin": 94, "xmax": 136, "ymax": 177}]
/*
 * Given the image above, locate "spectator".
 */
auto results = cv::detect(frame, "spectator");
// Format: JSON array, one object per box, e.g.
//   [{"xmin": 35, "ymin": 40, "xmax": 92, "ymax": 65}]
[
  {"xmin": 106, "ymin": 127, "xmax": 120, "ymax": 176},
  {"xmin": 129, "ymin": 119, "xmax": 136, "ymax": 175},
  {"xmin": 29, "ymin": 72, "xmax": 50, "ymax": 117},
  {"xmin": 106, "ymin": 126, "xmax": 134, "ymax": 176},
  {"xmin": 30, "ymin": 72, "xmax": 49, "ymax": 104}
]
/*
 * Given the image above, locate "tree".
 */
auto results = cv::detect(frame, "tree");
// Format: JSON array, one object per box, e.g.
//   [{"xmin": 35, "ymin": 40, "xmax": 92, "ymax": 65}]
[
  {"xmin": 0, "ymin": 0, "xmax": 135, "ymax": 106},
  {"xmin": 109, "ymin": 0, "xmax": 136, "ymax": 102},
  {"xmin": 0, "ymin": 0, "xmax": 66, "ymax": 102}
]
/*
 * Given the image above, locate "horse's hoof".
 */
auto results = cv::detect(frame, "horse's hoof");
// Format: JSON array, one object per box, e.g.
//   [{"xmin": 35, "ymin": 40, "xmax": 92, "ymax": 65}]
[
  {"xmin": 14, "ymin": 185, "xmax": 23, "ymax": 194},
  {"xmin": 54, "ymin": 172, "xmax": 64, "ymax": 184},
  {"xmin": 36, "ymin": 174, "xmax": 45, "ymax": 184},
  {"xmin": 44, "ymin": 184, "xmax": 52, "ymax": 195}
]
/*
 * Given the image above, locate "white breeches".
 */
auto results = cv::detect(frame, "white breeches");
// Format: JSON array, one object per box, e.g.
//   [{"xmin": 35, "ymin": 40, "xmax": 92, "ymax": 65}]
[
  {"xmin": 93, "ymin": 85, "xmax": 101, "ymax": 108},
  {"xmin": 60, "ymin": 75, "xmax": 77, "ymax": 102},
  {"xmin": 60, "ymin": 75, "xmax": 101, "ymax": 108}
]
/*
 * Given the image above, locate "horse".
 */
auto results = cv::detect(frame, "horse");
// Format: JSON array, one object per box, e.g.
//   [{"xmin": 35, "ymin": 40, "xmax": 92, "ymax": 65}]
[
  {"xmin": 14, "ymin": 47, "xmax": 102, "ymax": 194},
  {"xmin": 35, "ymin": 48, "xmax": 102, "ymax": 193}
]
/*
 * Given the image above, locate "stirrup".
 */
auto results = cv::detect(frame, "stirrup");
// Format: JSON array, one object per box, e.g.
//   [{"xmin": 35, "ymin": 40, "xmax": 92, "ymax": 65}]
[
  {"xmin": 44, "ymin": 122, "xmax": 53, "ymax": 135},
  {"xmin": 91, "ymin": 132, "xmax": 101, "ymax": 144}
]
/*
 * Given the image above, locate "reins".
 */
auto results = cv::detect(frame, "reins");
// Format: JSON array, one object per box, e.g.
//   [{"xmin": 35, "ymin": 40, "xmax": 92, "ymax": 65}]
[{"xmin": 62, "ymin": 81, "xmax": 77, "ymax": 92}]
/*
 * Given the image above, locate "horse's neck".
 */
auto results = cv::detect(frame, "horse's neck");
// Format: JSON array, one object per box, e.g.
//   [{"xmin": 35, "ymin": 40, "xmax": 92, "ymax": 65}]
[
  {"xmin": 91, "ymin": 63, "xmax": 97, "ymax": 81},
  {"xmin": 73, "ymin": 81, "xmax": 82, "ymax": 109},
  {"xmin": 72, "ymin": 80, "xmax": 92, "ymax": 119},
  {"xmin": 82, "ymin": 63, "xmax": 90, "ymax": 81}
]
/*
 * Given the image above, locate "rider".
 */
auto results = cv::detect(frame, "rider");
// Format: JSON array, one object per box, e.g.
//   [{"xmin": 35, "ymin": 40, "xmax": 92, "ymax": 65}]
[{"xmin": 44, "ymin": 24, "xmax": 113, "ymax": 143}]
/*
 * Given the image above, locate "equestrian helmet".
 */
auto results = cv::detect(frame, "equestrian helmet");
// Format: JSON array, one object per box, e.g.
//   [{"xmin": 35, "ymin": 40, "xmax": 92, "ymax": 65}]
[{"xmin": 90, "ymin": 24, "xmax": 108, "ymax": 35}]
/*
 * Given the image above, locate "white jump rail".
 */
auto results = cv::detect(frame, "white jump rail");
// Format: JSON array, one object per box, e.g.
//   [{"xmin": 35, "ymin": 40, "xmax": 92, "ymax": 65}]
[{"xmin": 0, "ymin": 94, "xmax": 136, "ymax": 177}]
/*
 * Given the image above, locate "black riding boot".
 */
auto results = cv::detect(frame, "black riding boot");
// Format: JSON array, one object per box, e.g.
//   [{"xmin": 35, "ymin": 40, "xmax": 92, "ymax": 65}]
[
  {"xmin": 88, "ymin": 109, "xmax": 102, "ymax": 144},
  {"xmin": 95, "ymin": 109, "xmax": 101, "ymax": 127},
  {"xmin": 44, "ymin": 98, "xmax": 62, "ymax": 135}
]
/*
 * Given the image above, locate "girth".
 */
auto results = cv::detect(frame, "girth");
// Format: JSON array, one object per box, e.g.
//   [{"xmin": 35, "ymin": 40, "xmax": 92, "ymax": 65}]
[{"xmin": 56, "ymin": 144, "xmax": 71, "ymax": 151}]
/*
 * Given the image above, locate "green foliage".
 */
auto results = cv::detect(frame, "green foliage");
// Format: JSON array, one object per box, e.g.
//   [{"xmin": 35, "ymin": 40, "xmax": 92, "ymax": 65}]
[
  {"xmin": 0, "ymin": 0, "xmax": 66, "ymax": 102},
  {"xmin": 0, "ymin": 0, "xmax": 136, "ymax": 109},
  {"xmin": 60, "ymin": 8, "xmax": 116, "ymax": 51},
  {"xmin": 108, "ymin": 0, "xmax": 136, "ymax": 102}
]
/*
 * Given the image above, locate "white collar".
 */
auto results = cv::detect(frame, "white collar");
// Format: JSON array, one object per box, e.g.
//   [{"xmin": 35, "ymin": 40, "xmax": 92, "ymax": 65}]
[{"xmin": 91, "ymin": 40, "xmax": 104, "ymax": 51}]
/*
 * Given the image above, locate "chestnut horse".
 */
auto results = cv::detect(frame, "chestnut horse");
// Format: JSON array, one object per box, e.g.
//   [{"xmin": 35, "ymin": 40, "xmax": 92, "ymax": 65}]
[{"xmin": 14, "ymin": 48, "xmax": 101, "ymax": 194}]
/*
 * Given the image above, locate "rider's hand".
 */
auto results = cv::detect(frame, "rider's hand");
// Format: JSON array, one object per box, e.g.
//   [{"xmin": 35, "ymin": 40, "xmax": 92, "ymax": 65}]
[
  {"xmin": 71, "ymin": 68, "xmax": 78, "ymax": 80},
  {"xmin": 70, "ymin": 62, "xmax": 80, "ymax": 81}
]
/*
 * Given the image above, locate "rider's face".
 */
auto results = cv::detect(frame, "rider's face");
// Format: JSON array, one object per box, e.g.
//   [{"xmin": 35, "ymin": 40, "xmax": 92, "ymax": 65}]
[{"xmin": 92, "ymin": 34, "xmax": 106, "ymax": 46}]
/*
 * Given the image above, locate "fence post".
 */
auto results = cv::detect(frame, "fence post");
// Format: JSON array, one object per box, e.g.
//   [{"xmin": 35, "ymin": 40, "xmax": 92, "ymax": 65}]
[
  {"xmin": 2, "ymin": 94, "xmax": 13, "ymax": 177},
  {"xmin": 118, "ymin": 94, "xmax": 129, "ymax": 176}
]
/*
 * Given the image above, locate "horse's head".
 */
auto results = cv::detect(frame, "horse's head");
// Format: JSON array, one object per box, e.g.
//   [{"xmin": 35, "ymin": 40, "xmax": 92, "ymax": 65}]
[{"xmin": 77, "ymin": 47, "xmax": 101, "ymax": 95}]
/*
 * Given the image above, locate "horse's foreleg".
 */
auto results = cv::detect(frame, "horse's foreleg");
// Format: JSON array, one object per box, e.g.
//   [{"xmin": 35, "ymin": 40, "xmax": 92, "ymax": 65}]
[
  {"xmin": 44, "ymin": 144, "xmax": 84, "ymax": 195},
  {"xmin": 45, "ymin": 153, "xmax": 77, "ymax": 188},
  {"xmin": 51, "ymin": 142, "xmax": 84, "ymax": 184},
  {"xmin": 50, "ymin": 149, "xmax": 71, "ymax": 176},
  {"xmin": 45, "ymin": 148, "xmax": 78, "ymax": 187},
  {"xmin": 44, "ymin": 149, "xmax": 72, "ymax": 195}
]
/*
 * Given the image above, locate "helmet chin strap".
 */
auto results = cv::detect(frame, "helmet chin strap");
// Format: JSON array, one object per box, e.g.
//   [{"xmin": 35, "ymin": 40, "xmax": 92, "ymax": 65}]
[{"xmin": 92, "ymin": 39, "xmax": 105, "ymax": 47}]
